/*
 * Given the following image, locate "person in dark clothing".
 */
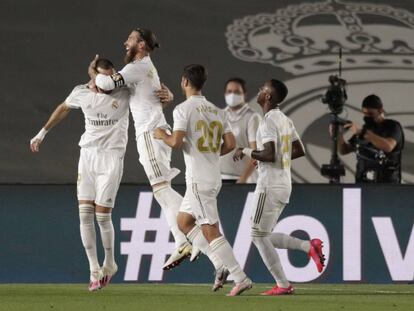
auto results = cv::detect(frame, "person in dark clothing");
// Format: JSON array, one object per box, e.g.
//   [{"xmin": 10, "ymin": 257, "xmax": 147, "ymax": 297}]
[{"xmin": 334, "ymin": 94, "xmax": 404, "ymax": 183}]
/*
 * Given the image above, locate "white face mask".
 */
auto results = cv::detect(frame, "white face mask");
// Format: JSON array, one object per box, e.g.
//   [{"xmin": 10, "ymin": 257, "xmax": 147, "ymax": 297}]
[{"xmin": 225, "ymin": 93, "xmax": 244, "ymax": 107}]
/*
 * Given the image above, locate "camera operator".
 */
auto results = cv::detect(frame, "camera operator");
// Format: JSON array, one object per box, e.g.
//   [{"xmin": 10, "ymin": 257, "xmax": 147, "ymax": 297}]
[{"xmin": 333, "ymin": 94, "xmax": 404, "ymax": 183}]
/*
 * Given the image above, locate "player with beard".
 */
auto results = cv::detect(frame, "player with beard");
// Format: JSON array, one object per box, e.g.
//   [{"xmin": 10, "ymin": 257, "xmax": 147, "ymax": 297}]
[
  {"xmin": 233, "ymin": 79, "xmax": 325, "ymax": 295},
  {"xmin": 88, "ymin": 28, "xmax": 194, "ymax": 269}
]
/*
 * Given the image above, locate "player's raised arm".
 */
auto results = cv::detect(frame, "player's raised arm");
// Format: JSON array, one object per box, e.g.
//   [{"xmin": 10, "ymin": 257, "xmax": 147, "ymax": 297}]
[
  {"xmin": 87, "ymin": 54, "xmax": 99, "ymax": 79},
  {"xmin": 30, "ymin": 102, "xmax": 71, "ymax": 152}
]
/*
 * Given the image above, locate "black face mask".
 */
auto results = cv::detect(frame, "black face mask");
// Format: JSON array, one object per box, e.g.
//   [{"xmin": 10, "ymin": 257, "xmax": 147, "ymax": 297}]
[{"xmin": 363, "ymin": 116, "xmax": 377, "ymax": 129}]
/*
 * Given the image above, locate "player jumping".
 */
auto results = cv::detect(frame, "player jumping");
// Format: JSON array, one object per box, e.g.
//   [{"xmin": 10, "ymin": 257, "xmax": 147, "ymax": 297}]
[
  {"xmin": 89, "ymin": 28, "xmax": 195, "ymax": 269},
  {"xmin": 30, "ymin": 59, "xmax": 129, "ymax": 291}
]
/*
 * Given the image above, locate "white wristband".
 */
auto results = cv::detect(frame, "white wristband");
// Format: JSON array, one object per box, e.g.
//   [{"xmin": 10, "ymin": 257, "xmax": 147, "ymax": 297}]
[
  {"xmin": 31, "ymin": 128, "xmax": 48, "ymax": 144},
  {"xmin": 242, "ymin": 148, "xmax": 253, "ymax": 158},
  {"xmin": 37, "ymin": 128, "xmax": 48, "ymax": 140}
]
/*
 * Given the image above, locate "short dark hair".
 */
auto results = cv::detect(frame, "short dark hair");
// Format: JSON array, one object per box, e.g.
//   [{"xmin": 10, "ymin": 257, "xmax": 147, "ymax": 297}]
[
  {"xmin": 224, "ymin": 77, "xmax": 247, "ymax": 93},
  {"xmin": 182, "ymin": 64, "xmax": 207, "ymax": 90},
  {"xmin": 95, "ymin": 58, "xmax": 114, "ymax": 71},
  {"xmin": 269, "ymin": 79, "xmax": 288, "ymax": 103},
  {"xmin": 362, "ymin": 94, "xmax": 383, "ymax": 109},
  {"xmin": 135, "ymin": 28, "xmax": 160, "ymax": 51}
]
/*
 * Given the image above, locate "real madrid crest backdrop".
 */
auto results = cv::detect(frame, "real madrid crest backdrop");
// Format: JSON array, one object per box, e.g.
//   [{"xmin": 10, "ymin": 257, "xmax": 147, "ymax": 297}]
[{"xmin": 2, "ymin": 0, "xmax": 413, "ymax": 184}]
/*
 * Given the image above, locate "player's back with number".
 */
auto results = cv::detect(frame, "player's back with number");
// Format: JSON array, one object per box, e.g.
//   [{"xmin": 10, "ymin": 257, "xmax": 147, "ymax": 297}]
[{"xmin": 173, "ymin": 96, "xmax": 230, "ymax": 185}]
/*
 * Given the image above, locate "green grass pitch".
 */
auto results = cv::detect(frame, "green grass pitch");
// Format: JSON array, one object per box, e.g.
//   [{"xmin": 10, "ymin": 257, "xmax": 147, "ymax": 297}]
[{"xmin": 0, "ymin": 284, "xmax": 413, "ymax": 311}]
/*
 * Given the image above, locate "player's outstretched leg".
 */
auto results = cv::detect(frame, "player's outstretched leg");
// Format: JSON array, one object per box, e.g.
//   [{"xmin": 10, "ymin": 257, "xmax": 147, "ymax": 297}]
[
  {"xmin": 270, "ymin": 233, "xmax": 325, "ymax": 273},
  {"xmin": 79, "ymin": 203, "xmax": 101, "ymax": 291},
  {"xmin": 96, "ymin": 211, "xmax": 117, "ymax": 288},
  {"xmin": 252, "ymin": 230, "xmax": 293, "ymax": 296}
]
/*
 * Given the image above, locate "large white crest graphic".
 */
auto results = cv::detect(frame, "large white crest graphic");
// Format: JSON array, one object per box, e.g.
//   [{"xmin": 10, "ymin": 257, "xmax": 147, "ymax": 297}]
[{"xmin": 226, "ymin": 0, "xmax": 414, "ymax": 183}]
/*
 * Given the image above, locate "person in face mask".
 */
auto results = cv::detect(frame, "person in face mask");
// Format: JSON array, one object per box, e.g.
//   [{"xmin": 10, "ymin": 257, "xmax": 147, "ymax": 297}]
[
  {"xmin": 335, "ymin": 94, "xmax": 404, "ymax": 183},
  {"xmin": 220, "ymin": 78, "xmax": 261, "ymax": 183}
]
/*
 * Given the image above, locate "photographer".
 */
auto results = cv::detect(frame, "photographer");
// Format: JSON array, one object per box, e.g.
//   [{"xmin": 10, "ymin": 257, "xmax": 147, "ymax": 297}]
[{"xmin": 334, "ymin": 95, "xmax": 404, "ymax": 183}]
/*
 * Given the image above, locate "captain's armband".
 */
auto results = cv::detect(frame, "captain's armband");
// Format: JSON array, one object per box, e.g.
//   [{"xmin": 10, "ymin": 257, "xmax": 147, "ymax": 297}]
[{"xmin": 111, "ymin": 73, "xmax": 125, "ymax": 88}]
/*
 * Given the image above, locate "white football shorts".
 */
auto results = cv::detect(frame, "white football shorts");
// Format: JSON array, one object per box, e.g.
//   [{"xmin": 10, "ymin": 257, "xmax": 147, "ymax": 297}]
[
  {"xmin": 251, "ymin": 186, "xmax": 286, "ymax": 233},
  {"xmin": 137, "ymin": 131, "xmax": 180, "ymax": 186},
  {"xmin": 77, "ymin": 147, "xmax": 124, "ymax": 208},
  {"xmin": 180, "ymin": 182, "xmax": 221, "ymax": 225}
]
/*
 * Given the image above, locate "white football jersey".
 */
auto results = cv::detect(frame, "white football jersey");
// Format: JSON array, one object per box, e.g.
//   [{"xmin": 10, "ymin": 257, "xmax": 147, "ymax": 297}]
[
  {"xmin": 220, "ymin": 104, "xmax": 261, "ymax": 180},
  {"xmin": 119, "ymin": 56, "xmax": 168, "ymax": 137},
  {"xmin": 256, "ymin": 108, "xmax": 300, "ymax": 203},
  {"xmin": 173, "ymin": 95, "xmax": 232, "ymax": 185},
  {"xmin": 65, "ymin": 85, "xmax": 129, "ymax": 152}
]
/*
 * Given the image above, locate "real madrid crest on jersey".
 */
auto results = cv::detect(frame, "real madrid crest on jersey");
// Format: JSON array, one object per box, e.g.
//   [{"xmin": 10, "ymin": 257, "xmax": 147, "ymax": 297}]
[
  {"xmin": 112, "ymin": 101, "xmax": 119, "ymax": 109},
  {"xmin": 226, "ymin": 0, "xmax": 414, "ymax": 183}
]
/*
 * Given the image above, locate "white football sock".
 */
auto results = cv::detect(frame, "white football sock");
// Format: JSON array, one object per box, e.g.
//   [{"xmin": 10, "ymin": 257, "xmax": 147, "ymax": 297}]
[
  {"xmin": 270, "ymin": 232, "xmax": 310, "ymax": 253},
  {"xmin": 153, "ymin": 185, "xmax": 187, "ymax": 247},
  {"xmin": 210, "ymin": 236, "xmax": 246, "ymax": 283},
  {"xmin": 79, "ymin": 204, "xmax": 100, "ymax": 273},
  {"xmin": 96, "ymin": 212, "xmax": 115, "ymax": 268},
  {"xmin": 252, "ymin": 232, "xmax": 290, "ymax": 288},
  {"xmin": 187, "ymin": 226, "xmax": 223, "ymax": 270}
]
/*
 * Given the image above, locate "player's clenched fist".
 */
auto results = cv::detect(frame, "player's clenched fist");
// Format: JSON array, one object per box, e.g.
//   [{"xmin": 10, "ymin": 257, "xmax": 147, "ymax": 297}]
[{"xmin": 30, "ymin": 128, "xmax": 48, "ymax": 152}]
